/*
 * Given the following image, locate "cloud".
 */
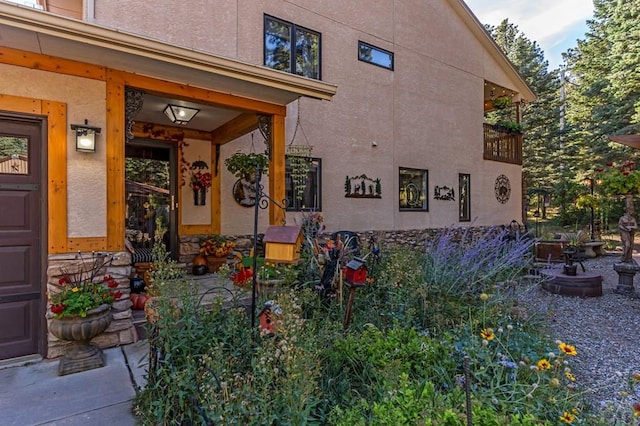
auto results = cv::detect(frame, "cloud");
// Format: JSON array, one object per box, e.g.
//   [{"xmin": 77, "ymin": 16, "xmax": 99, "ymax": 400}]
[{"xmin": 465, "ymin": 0, "xmax": 593, "ymax": 67}]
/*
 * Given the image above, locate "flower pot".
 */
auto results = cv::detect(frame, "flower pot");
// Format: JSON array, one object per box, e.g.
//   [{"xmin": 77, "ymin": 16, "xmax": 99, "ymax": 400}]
[
  {"xmin": 205, "ymin": 256, "xmax": 226, "ymax": 273},
  {"xmin": 49, "ymin": 304, "xmax": 112, "ymax": 376},
  {"xmin": 193, "ymin": 187, "xmax": 207, "ymax": 206}
]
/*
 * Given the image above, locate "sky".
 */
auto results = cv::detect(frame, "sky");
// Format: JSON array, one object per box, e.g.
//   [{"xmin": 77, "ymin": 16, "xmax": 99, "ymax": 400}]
[{"xmin": 464, "ymin": 0, "xmax": 594, "ymax": 70}]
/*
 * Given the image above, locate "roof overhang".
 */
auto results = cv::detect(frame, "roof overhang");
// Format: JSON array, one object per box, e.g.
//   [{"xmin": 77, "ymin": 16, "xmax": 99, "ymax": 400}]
[
  {"xmin": 0, "ymin": 1, "xmax": 337, "ymax": 105},
  {"xmin": 608, "ymin": 134, "xmax": 640, "ymax": 150},
  {"xmin": 449, "ymin": 0, "xmax": 537, "ymax": 103}
]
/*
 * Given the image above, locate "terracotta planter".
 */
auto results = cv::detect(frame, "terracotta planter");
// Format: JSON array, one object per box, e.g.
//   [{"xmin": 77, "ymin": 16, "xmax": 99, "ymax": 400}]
[
  {"xmin": 205, "ymin": 256, "xmax": 226, "ymax": 273},
  {"xmin": 49, "ymin": 304, "xmax": 112, "ymax": 376}
]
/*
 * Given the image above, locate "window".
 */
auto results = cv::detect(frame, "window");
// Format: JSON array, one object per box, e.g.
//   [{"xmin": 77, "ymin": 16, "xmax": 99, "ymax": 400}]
[
  {"xmin": 399, "ymin": 168, "xmax": 428, "ymax": 211},
  {"xmin": 264, "ymin": 15, "xmax": 321, "ymax": 80},
  {"xmin": 286, "ymin": 157, "xmax": 321, "ymax": 211},
  {"xmin": 459, "ymin": 174, "xmax": 471, "ymax": 222},
  {"xmin": 358, "ymin": 41, "xmax": 394, "ymax": 70}
]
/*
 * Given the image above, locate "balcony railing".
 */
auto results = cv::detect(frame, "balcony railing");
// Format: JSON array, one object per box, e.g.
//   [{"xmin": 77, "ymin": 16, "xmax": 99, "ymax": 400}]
[{"xmin": 483, "ymin": 123, "xmax": 523, "ymax": 165}]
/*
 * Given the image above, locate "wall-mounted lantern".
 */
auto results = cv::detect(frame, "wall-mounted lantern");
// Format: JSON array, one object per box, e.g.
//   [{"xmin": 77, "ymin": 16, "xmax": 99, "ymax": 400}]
[{"xmin": 71, "ymin": 120, "xmax": 101, "ymax": 153}]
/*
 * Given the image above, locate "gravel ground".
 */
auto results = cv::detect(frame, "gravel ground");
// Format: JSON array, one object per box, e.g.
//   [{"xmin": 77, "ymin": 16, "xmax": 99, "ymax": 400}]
[{"xmin": 524, "ymin": 252, "xmax": 640, "ymax": 422}]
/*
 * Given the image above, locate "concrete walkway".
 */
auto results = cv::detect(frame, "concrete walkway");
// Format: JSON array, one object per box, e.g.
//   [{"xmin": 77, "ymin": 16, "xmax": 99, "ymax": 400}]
[{"xmin": 0, "ymin": 341, "xmax": 149, "ymax": 426}]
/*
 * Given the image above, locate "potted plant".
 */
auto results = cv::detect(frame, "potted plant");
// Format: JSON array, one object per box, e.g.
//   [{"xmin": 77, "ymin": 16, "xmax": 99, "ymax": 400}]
[
  {"xmin": 199, "ymin": 235, "xmax": 235, "ymax": 272},
  {"xmin": 491, "ymin": 96, "xmax": 512, "ymax": 110},
  {"xmin": 188, "ymin": 160, "xmax": 212, "ymax": 206},
  {"xmin": 495, "ymin": 120, "xmax": 524, "ymax": 134},
  {"xmin": 48, "ymin": 252, "xmax": 123, "ymax": 375},
  {"xmin": 224, "ymin": 151, "xmax": 269, "ymax": 180}
]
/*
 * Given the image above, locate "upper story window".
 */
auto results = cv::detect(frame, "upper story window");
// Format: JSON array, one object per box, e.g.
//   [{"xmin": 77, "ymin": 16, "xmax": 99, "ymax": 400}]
[
  {"xmin": 264, "ymin": 15, "xmax": 321, "ymax": 80},
  {"xmin": 358, "ymin": 41, "xmax": 394, "ymax": 70}
]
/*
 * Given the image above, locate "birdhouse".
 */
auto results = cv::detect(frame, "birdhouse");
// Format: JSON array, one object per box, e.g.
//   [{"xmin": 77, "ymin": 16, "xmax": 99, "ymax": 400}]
[
  {"xmin": 345, "ymin": 257, "xmax": 367, "ymax": 285},
  {"xmin": 258, "ymin": 301, "xmax": 281, "ymax": 335},
  {"xmin": 263, "ymin": 225, "xmax": 303, "ymax": 264}
]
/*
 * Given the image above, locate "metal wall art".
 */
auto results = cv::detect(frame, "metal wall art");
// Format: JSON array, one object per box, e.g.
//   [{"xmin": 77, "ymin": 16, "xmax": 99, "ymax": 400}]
[
  {"xmin": 434, "ymin": 185, "xmax": 455, "ymax": 201},
  {"xmin": 495, "ymin": 174, "xmax": 511, "ymax": 204},
  {"xmin": 459, "ymin": 174, "xmax": 471, "ymax": 221},
  {"xmin": 233, "ymin": 176, "xmax": 257, "ymax": 207},
  {"xmin": 344, "ymin": 174, "xmax": 381, "ymax": 198}
]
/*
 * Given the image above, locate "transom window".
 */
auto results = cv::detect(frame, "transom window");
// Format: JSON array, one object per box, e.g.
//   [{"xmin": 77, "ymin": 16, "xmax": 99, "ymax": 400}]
[
  {"xmin": 358, "ymin": 41, "xmax": 394, "ymax": 70},
  {"xmin": 286, "ymin": 157, "xmax": 321, "ymax": 211},
  {"xmin": 264, "ymin": 15, "xmax": 321, "ymax": 80}
]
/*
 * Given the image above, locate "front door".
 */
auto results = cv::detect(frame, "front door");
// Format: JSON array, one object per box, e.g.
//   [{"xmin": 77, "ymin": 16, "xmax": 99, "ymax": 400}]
[
  {"xmin": 125, "ymin": 140, "xmax": 177, "ymax": 258},
  {"xmin": 0, "ymin": 114, "xmax": 45, "ymax": 360}
]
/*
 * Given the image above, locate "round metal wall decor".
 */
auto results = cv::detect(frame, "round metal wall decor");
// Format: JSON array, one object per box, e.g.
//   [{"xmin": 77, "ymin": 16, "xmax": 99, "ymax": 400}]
[
  {"xmin": 494, "ymin": 174, "xmax": 511, "ymax": 204},
  {"xmin": 232, "ymin": 177, "xmax": 257, "ymax": 207}
]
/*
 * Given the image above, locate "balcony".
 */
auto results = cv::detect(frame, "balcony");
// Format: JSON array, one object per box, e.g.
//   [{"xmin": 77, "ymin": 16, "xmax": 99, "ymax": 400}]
[{"xmin": 483, "ymin": 123, "xmax": 523, "ymax": 165}]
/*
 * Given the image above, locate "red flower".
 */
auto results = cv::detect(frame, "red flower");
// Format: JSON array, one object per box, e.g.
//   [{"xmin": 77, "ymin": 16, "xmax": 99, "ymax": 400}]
[
  {"xmin": 623, "ymin": 171, "xmax": 630, "ymax": 176},
  {"xmin": 110, "ymin": 290, "xmax": 123, "ymax": 300},
  {"xmin": 58, "ymin": 276, "xmax": 71, "ymax": 285},
  {"xmin": 607, "ymin": 162, "xmax": 613, "ymax": 166},
  {"xmin": 232, "ymin": 268, "xmax": 253, "ymax": 287},
  {"xmin": 50, "ymin": 304, "xmax": 66, "ymax": 314},
  {"xmin": 107, "ymin": 279, "xmax": 118, "ymax": 288}
]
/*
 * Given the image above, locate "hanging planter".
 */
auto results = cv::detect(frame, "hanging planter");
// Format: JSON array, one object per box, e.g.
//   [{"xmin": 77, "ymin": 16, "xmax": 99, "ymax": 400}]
[
  {"xmin": 224, "ymin": 151, "xmax": 269, "ymax": 179},
  {"xmin": 286, "ymin": 145, "xmax": 312, "ymax": 201}
]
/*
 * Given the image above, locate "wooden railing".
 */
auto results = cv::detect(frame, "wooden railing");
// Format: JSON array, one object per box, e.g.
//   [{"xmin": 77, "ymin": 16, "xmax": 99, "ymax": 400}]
[{"xmin": 483, "ymin": 123, "xmax": 523, "ymax": 165}]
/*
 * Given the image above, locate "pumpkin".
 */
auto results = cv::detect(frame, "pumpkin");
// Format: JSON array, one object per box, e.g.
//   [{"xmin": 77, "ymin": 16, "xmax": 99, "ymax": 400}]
[
  {"xmin": 130, "ymin": 292, "xmax": 150, "ymax": 310},
  {"xmin": 193, "ymin": 255, "xmax": 207, "ymax": 267}
]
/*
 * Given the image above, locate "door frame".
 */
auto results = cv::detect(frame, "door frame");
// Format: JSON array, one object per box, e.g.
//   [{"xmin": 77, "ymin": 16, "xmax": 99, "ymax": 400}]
[
  {"xmin": 0, "ymin": 110, "xmax": 48, "ymax": 360},
  {"xmin": 126, "ymin": 138, "xmax": 178, "ymax": 259}
]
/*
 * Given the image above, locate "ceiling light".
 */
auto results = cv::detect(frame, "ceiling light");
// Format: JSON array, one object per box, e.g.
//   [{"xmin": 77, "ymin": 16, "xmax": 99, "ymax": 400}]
[{"xmin": 163, "ymin": 104, "xmax": 200, "ymax": 125}]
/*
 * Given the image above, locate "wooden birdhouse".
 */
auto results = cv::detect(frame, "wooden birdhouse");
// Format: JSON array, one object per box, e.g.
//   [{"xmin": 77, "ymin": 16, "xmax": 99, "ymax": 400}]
[
  {"xmin": 258, "ymin": 301, "xmax": 281, "ymax": 335},
  {"xmin": 345, "ymin": 257, "xmax": 367, "ymax": 285},
  {"xmin": 263, "ymin": 225, "xmax": 303, "ymax": 264}
]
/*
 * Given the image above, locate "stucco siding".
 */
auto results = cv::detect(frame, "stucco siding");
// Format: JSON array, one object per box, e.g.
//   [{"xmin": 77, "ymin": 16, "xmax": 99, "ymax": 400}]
[{"xmin": 0, "ymin": 63, "xmax": 107, "ymax": 237}]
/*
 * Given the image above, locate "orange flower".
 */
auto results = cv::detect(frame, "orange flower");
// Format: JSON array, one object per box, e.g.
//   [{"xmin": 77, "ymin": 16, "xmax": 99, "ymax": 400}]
[
  {"xmin": 558, "ymin": 342, "xmax": 577, "ymax": 356},
  {"xmin": 633, "ymin": 403, "xmax": 640, "ymax": 417},
  {"xmin": 537, "ymin": 359, "xmax": 551, "ymax": 371},
  {"xmin": 559, "ymin": 411, "xmax": 575, "ymax": 423},
  {"xmin": 480, "ymin": 328, "xmax": 495, "ymax": 341}
]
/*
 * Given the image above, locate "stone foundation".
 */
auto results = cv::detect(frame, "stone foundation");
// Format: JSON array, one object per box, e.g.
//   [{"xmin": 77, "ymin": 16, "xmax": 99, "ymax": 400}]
[{"xmin": 46, "ymin": 251, "xmax": 137, "ymax": 359}]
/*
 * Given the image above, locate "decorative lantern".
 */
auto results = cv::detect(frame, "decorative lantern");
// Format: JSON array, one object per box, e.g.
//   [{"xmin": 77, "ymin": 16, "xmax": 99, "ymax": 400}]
[{"xmin": 263, "ymin": 225, "xmax": 303, "ymax": 264}]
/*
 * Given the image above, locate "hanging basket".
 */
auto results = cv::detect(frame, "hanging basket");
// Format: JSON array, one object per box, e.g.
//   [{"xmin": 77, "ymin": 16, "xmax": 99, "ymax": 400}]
[{"xmin": 286, "ymin": 145, "xmax": 313, "ymax": 201}]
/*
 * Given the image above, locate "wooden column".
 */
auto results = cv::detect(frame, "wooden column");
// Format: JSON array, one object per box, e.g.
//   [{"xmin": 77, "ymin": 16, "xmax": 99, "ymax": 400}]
[{"xmin": 269, "ymin": 114, "xmax": 286, "ymax": 225}]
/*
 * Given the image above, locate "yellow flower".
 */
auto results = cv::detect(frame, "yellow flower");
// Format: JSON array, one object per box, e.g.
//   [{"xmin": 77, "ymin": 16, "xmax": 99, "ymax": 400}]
[
  {"xmin": 72, "ymin": 287, "xmax": 79, "ymax": 292},
  {"xmin": 559, "ymin": 411, "xmax": 575, "ymax": 423},
  {"xmin": 558, "ymin": 342, "xmax": 577, "ymax": 356},
  {"xmin": 537, "ymin": 359, "xmax": 551, "ymax": 371},
  {"xmin": 480, "ymin": 293, "xmax": 489, "ymax": 301},
  {"xmin": 633, "ymin": 372, "xmax": 640, "ymax": 382},
  {"xmin": 480, "ymin": 328, "xmax": 495, "ymax": 341},
  {"xmin": 565, "ymin": 371, "xmax": 576, "ymax": 382},
  {"xmin": 549, "ymin": 378, "xmax": 560, "ymax": 387},
  {"xmin": 633, "ymin": 403, "xmax": 640, "ymax": 417}
]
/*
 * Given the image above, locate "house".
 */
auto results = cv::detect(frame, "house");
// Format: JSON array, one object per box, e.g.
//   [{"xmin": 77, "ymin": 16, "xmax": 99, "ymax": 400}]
[{"xmin": 0, "ymin": 0, "xmax": 534, "ymax": 362}]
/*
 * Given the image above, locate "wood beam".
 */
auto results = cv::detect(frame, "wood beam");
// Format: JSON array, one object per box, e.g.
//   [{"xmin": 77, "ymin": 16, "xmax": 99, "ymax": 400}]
[
  {"xmin": 111, "ymin": 70, "xmax": 286, "ymax": 116},
  {"xmin": 132, "ymin": 121, "xmax": 211, "ymax": 141},
  {"xmin": 105, "ymin": 70, "xmax": 126, "ymax": 251},
  {"xmin": 0, "ymin": 46, "xmax": 106, "ymax": 81},
  {"xmin": 210, "ymin": 113, "xmax": 258, "ymax": 145},
  {"xmin": 269, "ymin": 114, "xmax": 286, "ymax": 225}
]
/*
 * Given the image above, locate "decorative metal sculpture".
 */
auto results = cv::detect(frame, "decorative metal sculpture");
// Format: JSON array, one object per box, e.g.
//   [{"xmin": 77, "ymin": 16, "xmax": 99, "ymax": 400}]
[
  {"xmin": 124, "ymin": 88, "xmax": 144, "ymax": 143},
  {"xmin": 257, "ymin": 115, "xmax": 272, "ymax": 160},
  {"xmin": 494, "ymin": 174, "xmax": 511, "ymax": 204},
  {"xmin": 344, "ymin": 174, "xmax": 381, "ymax": 198},
  {"xmin": 434, "ymin": 185, "xmax": 455, "ymax": 201}
]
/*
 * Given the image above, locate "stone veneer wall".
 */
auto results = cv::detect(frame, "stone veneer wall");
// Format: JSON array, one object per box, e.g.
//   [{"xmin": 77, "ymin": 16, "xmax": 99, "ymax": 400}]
[
  {"xmin": 178, "ymin": 227, "xmax": 493, "ymax": 265},
  {"xmin": 46, "ymin": 251, "xmax": 137, "ymax": 359}
]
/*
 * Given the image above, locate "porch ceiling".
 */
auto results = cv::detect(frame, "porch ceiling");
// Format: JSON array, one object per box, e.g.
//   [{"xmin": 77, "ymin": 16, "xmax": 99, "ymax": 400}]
[{"xmin": 0, "ymin": 2, "xmax": 337, "ymax": 131}]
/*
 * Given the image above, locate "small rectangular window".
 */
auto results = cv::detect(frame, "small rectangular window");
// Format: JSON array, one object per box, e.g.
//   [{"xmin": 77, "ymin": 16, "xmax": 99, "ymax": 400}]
[
  {"xmin": 265, "ymin": 15, "xmax": 321, "ymax": 80},
  {"xmin": 399, "ymin": 168, "xmax": 428, "ymax": 211},
  {"xmin": 286, "ymin": 157, "xmax": 321, "ymax": 211},
  {"xmin": 358, "ymin": 41, "xmax": 394, "ymax": 70},
  {"xmin": 0, "ymin": 136, "xmax": 29, "ymax": 175}
]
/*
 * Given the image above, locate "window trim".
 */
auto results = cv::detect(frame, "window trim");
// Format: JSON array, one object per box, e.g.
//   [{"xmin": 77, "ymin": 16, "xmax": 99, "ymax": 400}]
[
  {"xmin": 357, "ymin": 40, "xmax": 394, "ymax": 70},
  {"xmin": 264, "ymin": 14, "xmax": 322, "ymax": 80},
  {"xmin": 285, "ymin": 156, "xmax": 322, "ymax": 212}
]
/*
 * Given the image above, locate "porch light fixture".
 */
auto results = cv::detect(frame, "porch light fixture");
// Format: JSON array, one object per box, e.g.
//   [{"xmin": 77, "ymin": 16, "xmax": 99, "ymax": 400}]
[
  {"xmin": 71, "ymin": 120, "xmax": 101, "ymax": 153},
  {"xmin": 163, "ymin": 104, "xmax": 200, "ymax": 125}
]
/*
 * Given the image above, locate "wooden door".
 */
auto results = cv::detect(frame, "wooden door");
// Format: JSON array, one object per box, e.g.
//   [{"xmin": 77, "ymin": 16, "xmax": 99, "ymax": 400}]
[{"xmin": 0, "ymin": 114, "xmax": 45, "ymax": 360}]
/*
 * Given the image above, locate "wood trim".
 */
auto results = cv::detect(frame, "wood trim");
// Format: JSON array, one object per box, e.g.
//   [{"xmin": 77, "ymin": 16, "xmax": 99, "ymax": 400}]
[
  {"xmin": 111, "ymin": 70, "xmax": 286, "ymax": 116},
  {"xmin": 210, "ymin": 141, "xmax": 221, "ymax": 234},
  {"xmin": 66, "ymin": 237, "xmax": 108, "ymax": 252},
  {"xmin": 132, "ymin": 121, "xmax": 211, "ymax": 141},
  {"xmin": 0, "ymin": 95, "xmax": 69, "ymax": 254},
  {"xmin": 42, "ymin": 101, "xmax": 68, "ymax": 254},
  {"xmin": 105, "ymin": 70, "xmax": 126, "ymax": 251},
  {"xmin": 179, "ymin": 224, "xmax": 214, "ymax": 235},
  {"xmin": 210, "ymin": 113, "xmax": 258, "ymax": 145},
  {"xmin": 0, "ymin": 47, "xmax": 106, "ymax": 81},
  {"xmin": 269, "ymin": 114, "xmax": 286, "ymax": 225}
]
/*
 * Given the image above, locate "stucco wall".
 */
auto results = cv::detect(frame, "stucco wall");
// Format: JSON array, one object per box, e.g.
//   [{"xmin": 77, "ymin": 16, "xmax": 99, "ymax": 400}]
[
  {"xmin": 0, "ymin": 63, "xmax": 107, "ymax": 237},
  {"xmin": 92, "ymin": 0, "xmax": 525, "ymax": 233}
]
